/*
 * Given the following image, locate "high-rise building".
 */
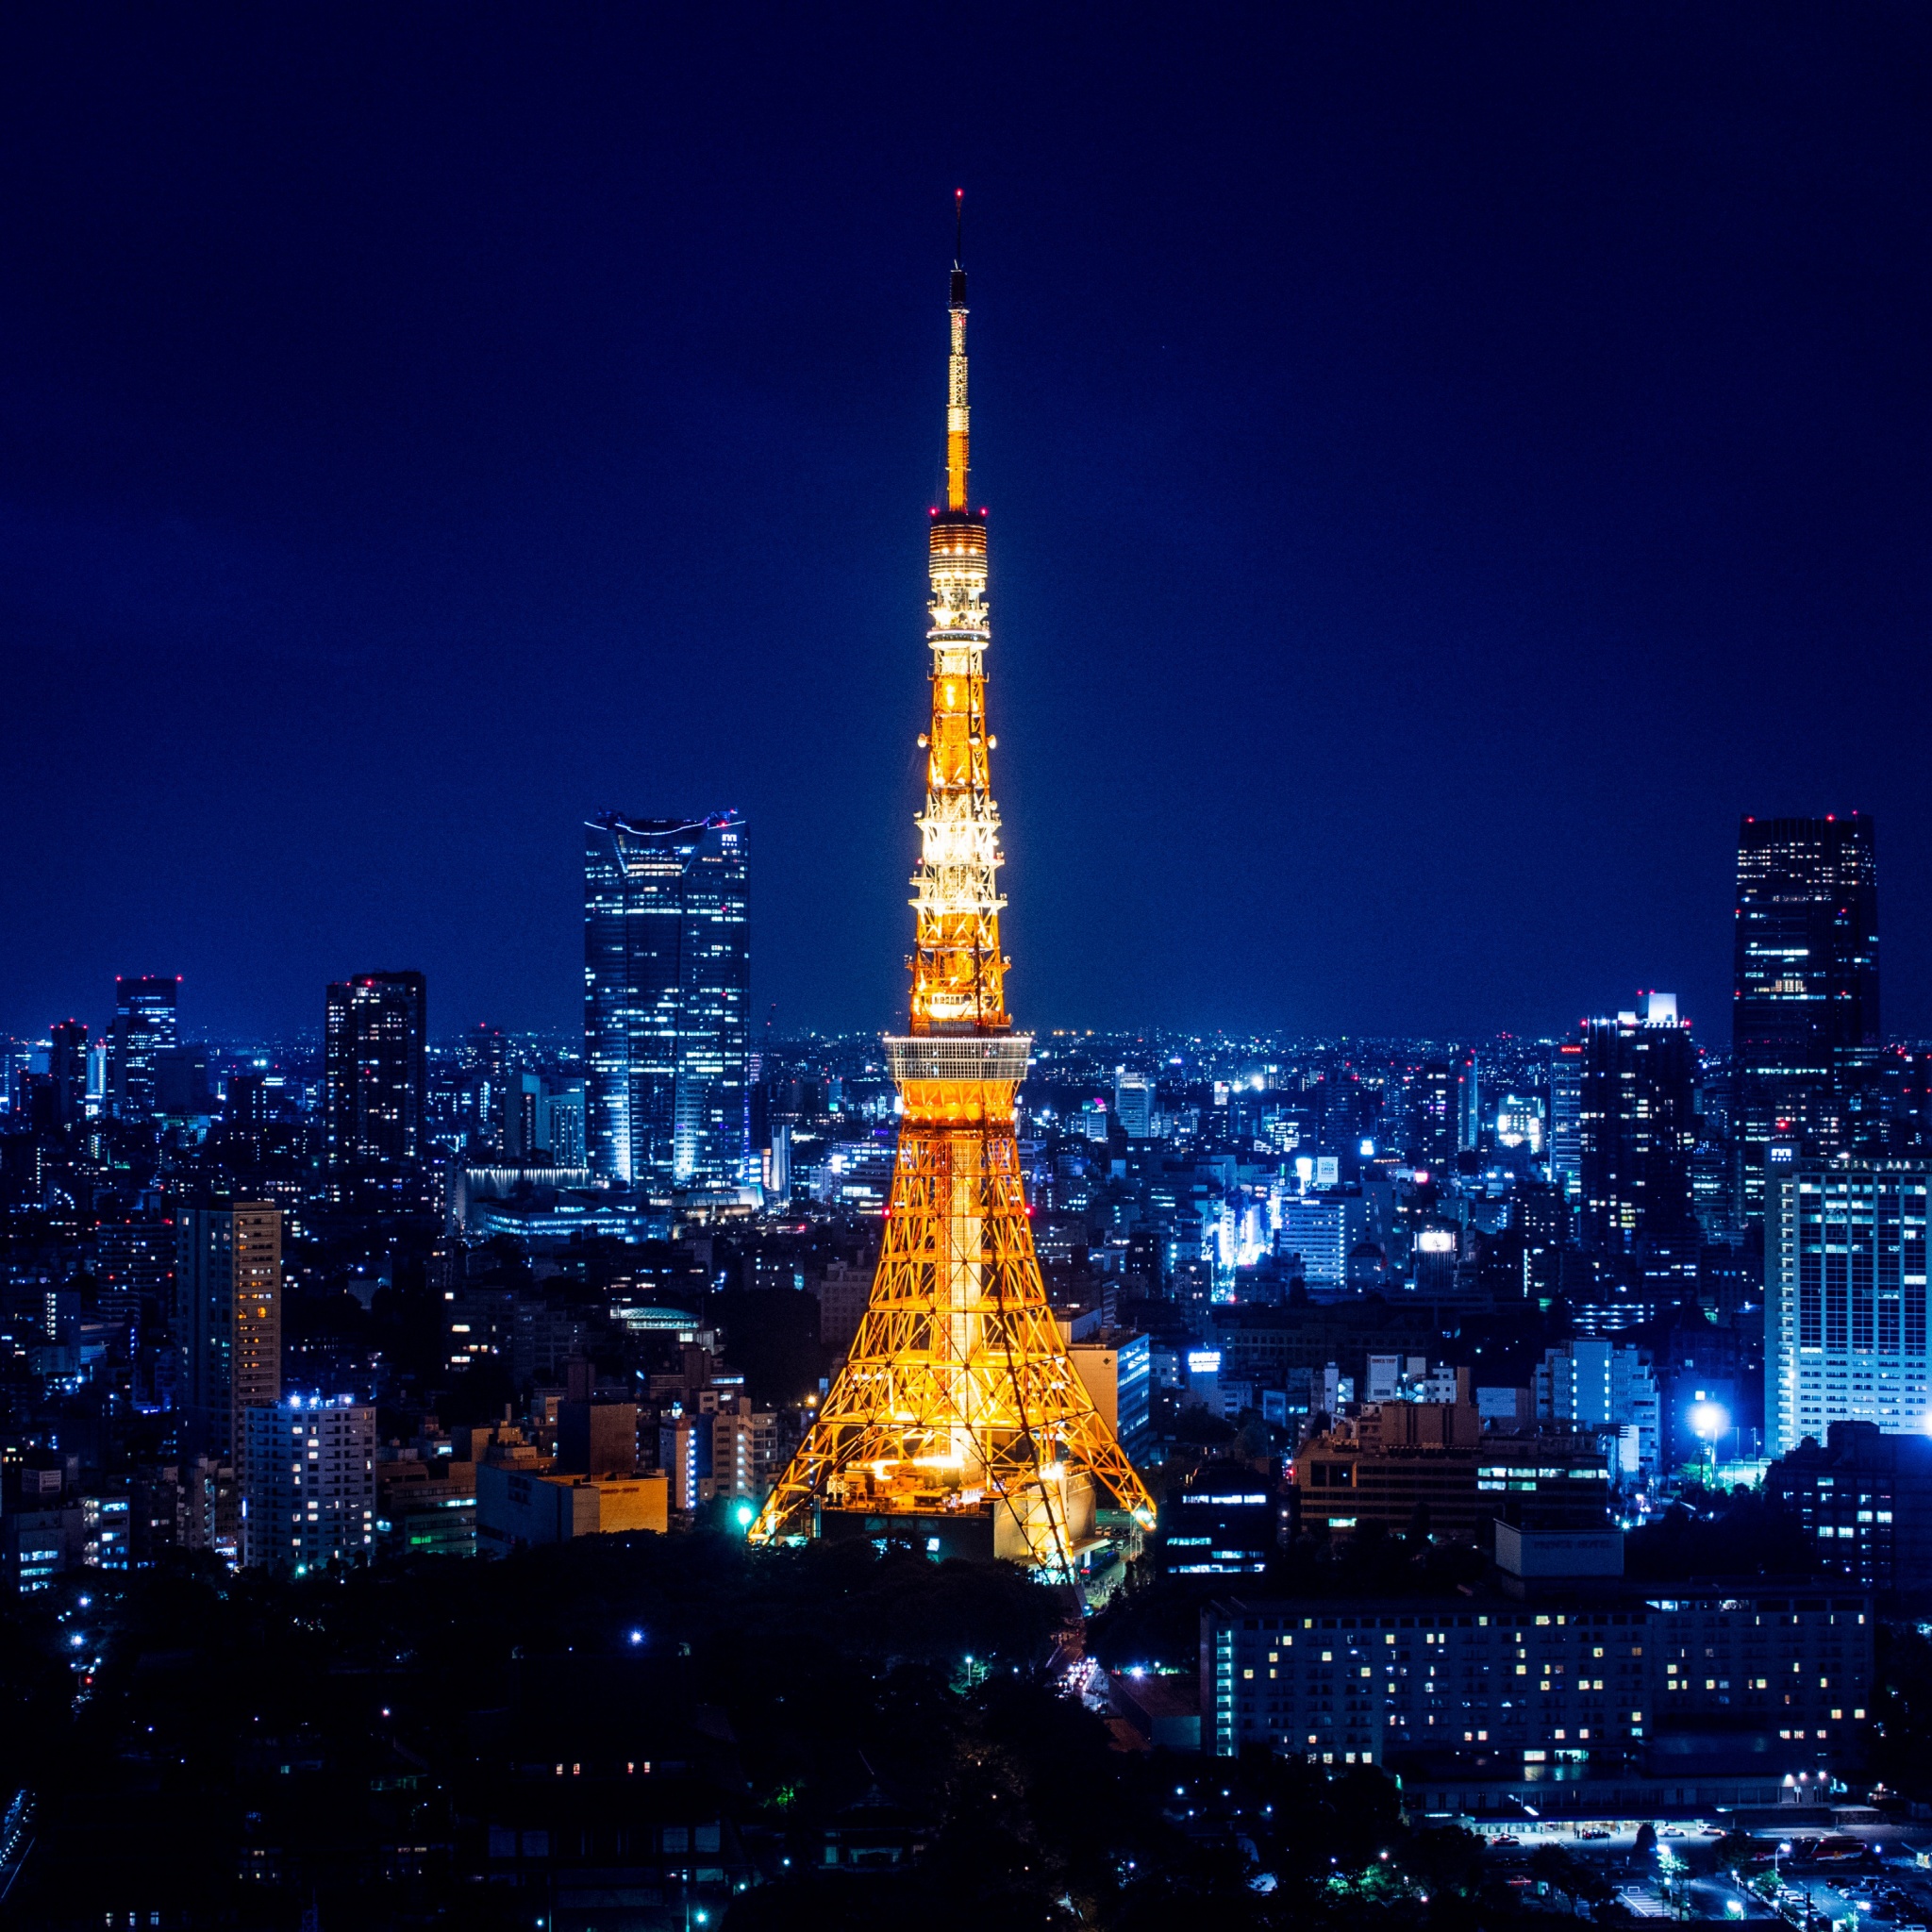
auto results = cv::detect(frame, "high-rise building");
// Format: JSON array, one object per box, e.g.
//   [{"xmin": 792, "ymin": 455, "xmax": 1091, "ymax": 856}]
[
  {"xmin": 1734, "ymin": 815, "xmax": 1880, "ymax": 1213},
  {"xmin": 1767, "ymin": 1155, "xmax": 1931, "ymax": 1455},
  {"xmin": 324, "ymin": 972, "xmax": 427, "ymax": 1203},
  {"xmin": 501, "ymin": 1071, "xmax": 541, "ymax": 1161},
  {"xmin": 241, "ymin": 1397, "xmax": 375, "ymax": 1573},
  {"xmin": 1411, "ymin": 1062, "xmax": 1457, "ymax": 1171},
  {"xmin": 1281, "ymin": 1196, "xmax": 1367, "ymax": 1289},
  {"xmin": 1548, "ymin": 1041, "xmax": 1584, "ymax": 1199},
  {"xmin": 473, "ymin": 1024, "xmax": 509, "ymax": 1158},
  {"xmin": 175, "ymin": 1204, "xmax": 283, "ymax": 1464},
  {"xmin": 584, "ymin": 813, "xmax": 750, "ymax": 1192},
  {"xmin": 1455, "ymin": 1049, "xmax": 1480, "ymax": 1154},
  {"xmin": 1114, "ymin": 1071, "xmax": 1154, "ymax": 1141},
  {"xmin": 1577, "ymin": 996, "xmax": 1697, "ymax": 1279},
  {"xmin": 109, "ymin": 976, "xmax": 178, "ymax": 1120},
  {"xmin": 47, "ymin": 1020, "xmax": 87, "ymax": 1129}
]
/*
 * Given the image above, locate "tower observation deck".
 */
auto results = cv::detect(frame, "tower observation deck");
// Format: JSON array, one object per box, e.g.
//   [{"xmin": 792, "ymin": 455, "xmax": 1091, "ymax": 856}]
[{"xmin": 750, "ymin": 209, "xmax": 1157, "ymax": 1573}]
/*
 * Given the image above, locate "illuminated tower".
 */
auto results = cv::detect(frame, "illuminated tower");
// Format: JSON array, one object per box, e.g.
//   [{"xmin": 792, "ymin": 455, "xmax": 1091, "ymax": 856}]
[{"xmin": 753, "ymin": 211, "xmax": 1156, "ymax": 1571}]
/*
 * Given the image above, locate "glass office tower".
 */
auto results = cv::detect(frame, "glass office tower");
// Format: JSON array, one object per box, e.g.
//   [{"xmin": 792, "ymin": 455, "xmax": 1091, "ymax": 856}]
[
  {"xmin": 1734, "ymin": 815, "xmax": 1880, "ymax": 1215},
  {"xmin": 584, "ymin": 813, "xmax": 749, "ymax": 1192},
  {"xmin": 109, "ymin": 975, "xmax": 178, "ymax": 1120}
]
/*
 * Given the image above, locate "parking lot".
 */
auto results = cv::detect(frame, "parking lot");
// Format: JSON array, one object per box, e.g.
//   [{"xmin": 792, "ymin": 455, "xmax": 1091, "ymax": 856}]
[{"xmin": 1472, "ymin": 1818, "xmax": 1932, "ymax": 1925}]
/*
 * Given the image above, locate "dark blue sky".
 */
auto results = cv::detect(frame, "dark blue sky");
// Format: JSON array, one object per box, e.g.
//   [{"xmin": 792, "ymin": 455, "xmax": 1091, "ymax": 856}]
[{"xmin": 3, "ymin": 6, "xmax": 1929, "ymax": 1045}]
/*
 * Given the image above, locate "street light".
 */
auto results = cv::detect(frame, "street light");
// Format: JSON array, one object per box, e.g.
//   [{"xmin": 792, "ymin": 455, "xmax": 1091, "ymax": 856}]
[{"xmin": 1690, "ymin": 1400, "xmax": 1730, "ymax": 1488}]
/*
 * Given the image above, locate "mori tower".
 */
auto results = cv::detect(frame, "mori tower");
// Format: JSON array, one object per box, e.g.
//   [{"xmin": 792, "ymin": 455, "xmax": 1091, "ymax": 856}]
[{"xmin": 753, "ymin": 224, "xmax": 1157, "ymax": 1571}]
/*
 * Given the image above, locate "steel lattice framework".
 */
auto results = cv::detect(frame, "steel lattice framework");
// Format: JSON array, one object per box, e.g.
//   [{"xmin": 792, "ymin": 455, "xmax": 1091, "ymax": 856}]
[{"xmin": 752, "ymin": 215, "xmax": 1157, "ymax": 1570}]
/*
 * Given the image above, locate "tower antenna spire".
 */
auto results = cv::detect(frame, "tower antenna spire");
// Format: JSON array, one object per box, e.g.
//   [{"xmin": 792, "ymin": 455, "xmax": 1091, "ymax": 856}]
[{"xmin": 945, "ymin": 193, "xmax": 970, "ymax": 511}]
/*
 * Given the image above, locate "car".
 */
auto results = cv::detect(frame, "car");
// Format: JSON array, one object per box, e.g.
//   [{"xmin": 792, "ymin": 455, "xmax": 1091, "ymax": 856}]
[
  {"xmin": 1490, "ymin": 1835, "xmax": 1521, "ymax": 1847},
  {"xmin": 1580, "ymin": 1829, "xmax": 1612, "ymax": 1841}
]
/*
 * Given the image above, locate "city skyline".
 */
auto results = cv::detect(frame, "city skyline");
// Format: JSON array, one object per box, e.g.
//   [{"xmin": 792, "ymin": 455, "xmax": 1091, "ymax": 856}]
[
  {"xmin": 5, "ymin": 9, "xmax": 1931, "ymax": 1043},
  {"xmin": 9, "ymin": 17, "xmax": 1932, "ymax": 1922}
]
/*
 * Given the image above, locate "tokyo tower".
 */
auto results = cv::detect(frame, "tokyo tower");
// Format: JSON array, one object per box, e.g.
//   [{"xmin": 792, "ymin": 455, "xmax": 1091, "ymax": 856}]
[{"xmin": 751, "ymin": 207, "xmax": 1157, "ymax": 1571}]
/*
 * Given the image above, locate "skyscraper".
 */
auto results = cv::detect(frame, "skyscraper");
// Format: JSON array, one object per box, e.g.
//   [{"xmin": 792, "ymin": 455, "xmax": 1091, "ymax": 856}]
[
  {"xmin": 584, "ymin": 813, "xmax": 750, "ymax": 1192},
  {"xmin": 1545, "ymin": 1042, "xmax": 1576, "ymax": 1190},
  {"xmin": 1411, "ymin": 1061, "xmax": 1457, "ymax": 1170},
  {"xmin": 1455, "ymin": 1048, "xmax": 1481, "ymax": 1155},
  {"xmin": 1734, "ymin": 815, "xmax": 1880, "ymax": 1214},
  {"xmin": 473, "ymin": 1023, "xmax": 508, "ymax": 1158},
  {"xmin": 324, "ymin": 972, "xmax": 428, "ymax": 1204},
  {"xmin": 176, "ymin": 1203, "xmax": 283, "ymax": 1464},
  {"xmin": 1548, "ymin": 1041, "xmax": 1585, "ymax": 1201},
  {"xmin": 109, "ymin": 976, "xmax": 178, "ymax": 1120},
  {"xmin": 1768, "ymin": 1155, "xmax": 1930, "ymax": 1454},
  {"xmin": 1577, "ymin": 994, "xmax": 1697, "ymax": 1280},
  {"xmin": 47, "ymin": 1020, "xmax": 87, "ymax": 1129}
]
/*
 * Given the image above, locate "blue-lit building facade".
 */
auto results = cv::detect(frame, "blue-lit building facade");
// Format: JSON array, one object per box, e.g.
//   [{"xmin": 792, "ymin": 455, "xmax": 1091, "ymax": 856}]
[
  {"xmin": 1734, "ymin": 814, "xmax": 1880, "ymax": 1214},
  {"xmin": 108, "ymin": 975, "xmax": 178, "ymax": 1121},
  {"xmin": 1768, "ymin": 1155, "xmax": 1931, "ymax": 1454},
  {"xmin": 584, "ymin": 812, "xmax": 751, "ymax": 1193}
]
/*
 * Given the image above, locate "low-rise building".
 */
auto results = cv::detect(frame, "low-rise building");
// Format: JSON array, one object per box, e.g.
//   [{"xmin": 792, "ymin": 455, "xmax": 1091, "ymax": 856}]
[
  {"xmin": 658, "ymin": 1389, "xmax": 779, "ymax": 1517},
  {"xmin": 1291, "ymin": 1399, "xmax": 1612, "ymax": 1546},
  {"xmin": 1162, "ymin": 1466, "xmax": 1284, "ymax": 1576},
  {"xmin": 476, "ymin": 1464, "xmax": 669, "ymax": 1553},
  {"xmin": 375, "ymin": 1454, "xmax": 478, "ymax": 1559},
  {"xmin": 1203, "ymin": 1579, "xmax": 1874, "ymax": 1810},
  {"xmin": 1764, "ymin": 1419, "xmax": 1932, "ymax": 1598},
  {"xmin": 3, "ymin": 1495, "xmax": 79, "ymax": 1592}
]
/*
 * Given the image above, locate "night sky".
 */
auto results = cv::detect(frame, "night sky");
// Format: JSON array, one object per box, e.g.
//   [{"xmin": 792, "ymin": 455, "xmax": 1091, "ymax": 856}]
[{"xmin": 3, "ymin": 7, "xmax": 1928, "ymax": 1046}]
